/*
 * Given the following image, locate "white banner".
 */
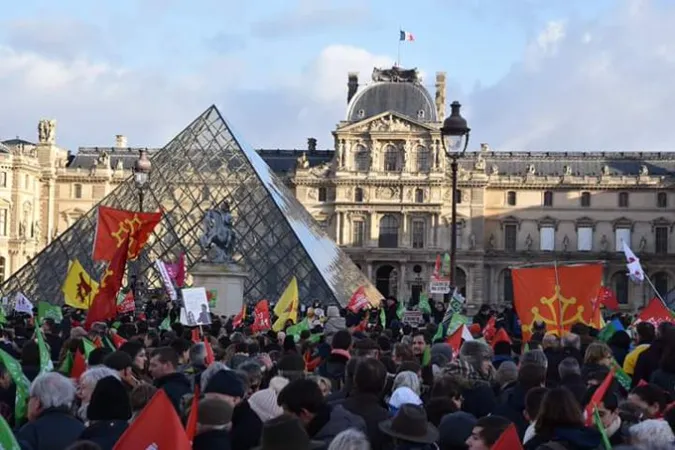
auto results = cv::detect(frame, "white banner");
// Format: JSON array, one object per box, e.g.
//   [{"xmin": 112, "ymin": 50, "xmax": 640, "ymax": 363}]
[
  {"xmin": 429, "ymin": 277, "xmax": 451, "ymax": 294},
  {"xmin": 155, "ymin": 260, "xmax": 178, "ymax": 301}
]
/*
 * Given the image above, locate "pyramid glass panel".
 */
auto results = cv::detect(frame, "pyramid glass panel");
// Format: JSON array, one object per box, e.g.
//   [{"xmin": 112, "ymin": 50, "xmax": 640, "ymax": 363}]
[{"xmin": 0, "ymin": 106, "xmax": 378, "ymax": 306}]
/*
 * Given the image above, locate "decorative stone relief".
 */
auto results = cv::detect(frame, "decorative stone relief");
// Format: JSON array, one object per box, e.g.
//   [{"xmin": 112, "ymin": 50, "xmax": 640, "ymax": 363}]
[
  {"xmin": 376, "ymin": 186, "xmax": 400, "ymax": 200},
  {"xmin": 525, "ymin": 234, "xmax": 533, "ymax": 251},
  {"xmin": 307, "ymin": 188, "xmax": 318, "ymax": 201},
  {"xmin": 563, "ymin": 165, "xmax": 572, "ymax": 176},
  {"xmin": 474, "ymin": 153, "xmax": 486, "ymax": 171},
  {"xmin": 600, "ymin": 234, "xmax": 609, "ymax": 251},
  {"xmin": 368, "ymin": 114, "xmax": 414, "ymax": 133},
  {"xmin": 640, "ymin": 165, "xmax": 649, "ymax": 176},
  {"xmin": 490, "ymin": 164, "xmax": 499, "ymax": 175},
  {"xmin": 562, "ymin": 235, "xmax": 570, "ymax": 251}
]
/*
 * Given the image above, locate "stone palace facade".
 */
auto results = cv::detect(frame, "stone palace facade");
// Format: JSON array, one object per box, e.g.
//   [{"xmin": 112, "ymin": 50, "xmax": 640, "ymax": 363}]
[{"xmin": 3, "ymin": 67, "xmax": 675, "ymax": 309}]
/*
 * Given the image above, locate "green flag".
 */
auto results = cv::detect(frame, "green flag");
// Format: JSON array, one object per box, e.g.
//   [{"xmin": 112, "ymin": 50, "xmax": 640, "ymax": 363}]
[
  {"xmin": 379, "ymin": 308, "xmax": 386, "ymax": 327},
  {"xmin": 82, "ymin": 338, "xmax": 97, "ymax": 359},
  {"xmin": 441, "ymin": 253, "xmax": 451, "ymax": 277},
  {"xmin": 37, "ymin": 330, "xmax": 54, "ymax": 374},
  {"xmin": 612, "ymin": 359, "xmax": 632, "ymax": 391},
  {"xmin": 0, "ymin": 413, "xmax": 20, "ymax": 450},
  {"xmin": 421, "ymin": 346, "xmax": 431, "ymax": 366},
  {"xmin": 58, "ymin": 351, "xmax": 74, "ymax": 376},
  {"xmin": 286, "ymin": 318, "xmax": 310, "ymax": 341},
  {"xmin": 432, "ymin": 323, "xmax": 446, "ymax": 343},
  {"xmin": 308, "ymin": 333, "xmax": 323, "ymax": 344},
  {"xmin": 448, "ymin": 314, "xmax": 470, "ymax": 335},
  {"xmin": 417, "ymin": 294, "xmax": 431, "ymax": 315},
  {"xmin": 598, "ymin": 319, "xmax": 623, "ymax": 342},
  {"xmin": 0, "ymin": 307, "xmax": 6, "ymax": 325},
  {"xmin": 396, "ymin": 302, "xmax": 405, "ymax": 320},
  {"xmin": 0, "ymin": 349, "xmax": 30, "ymax": 423},
  {"xmin": 37, "ymin": 302, "xmax": 63, "ymax": 324},
  {"xmin": 593, "ymin": 407, "xmax": 612, "ymax": 450},
  {"xmin": 159, "ymin": 316, "xmax": 171, "ymax": 331}
]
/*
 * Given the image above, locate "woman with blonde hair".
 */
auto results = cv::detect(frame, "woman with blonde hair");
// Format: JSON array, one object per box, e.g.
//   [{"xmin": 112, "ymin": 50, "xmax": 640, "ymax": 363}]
[{"xmin": 582, "ymin": 342, "xmax": 613, "ymax": 383}]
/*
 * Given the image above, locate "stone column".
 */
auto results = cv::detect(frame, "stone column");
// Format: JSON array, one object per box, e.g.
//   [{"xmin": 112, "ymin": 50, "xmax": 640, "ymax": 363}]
[
  {"xmin": 399, "ymin": 262, "xmax": 407, "ymax": 304},
  {"xmin": 367, "ymin": 262, "xmax": 373, "ymax": 282},
  {"xmin": 335, "ymin": 212, "xmax": 342, "ymax": 245},
  {"xmin": 432, "ymin": 213, "xmax": 439, "ymax": 248},
  {"xmin": 370, "ymin": 212, "xmax": 378, "ymax": 246},
  {"xmin": 401, "ymin": 212, "xmax": 407, "ymax": 247}
]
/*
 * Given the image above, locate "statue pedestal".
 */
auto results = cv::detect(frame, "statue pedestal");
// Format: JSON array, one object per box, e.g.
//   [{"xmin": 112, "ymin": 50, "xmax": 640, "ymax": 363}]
[{"xmin": 190, "ymin": 262, "xmax": 247, "ymax": 317}]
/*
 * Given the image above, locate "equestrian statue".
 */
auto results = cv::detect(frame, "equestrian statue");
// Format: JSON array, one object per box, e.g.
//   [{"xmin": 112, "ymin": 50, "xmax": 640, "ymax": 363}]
[{"xmin": 200, "ymin": 201, "xmax": 236, "ymax": 264}]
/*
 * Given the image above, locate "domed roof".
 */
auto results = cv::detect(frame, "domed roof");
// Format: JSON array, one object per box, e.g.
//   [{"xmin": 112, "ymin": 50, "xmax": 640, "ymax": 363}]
[
  {"xmin": 346, "ymin": 67, "xmax": 438, "ymax": 123},
  {"xmin": 0, "ymin": 143, "xmax": 10, "ymax": 154}
]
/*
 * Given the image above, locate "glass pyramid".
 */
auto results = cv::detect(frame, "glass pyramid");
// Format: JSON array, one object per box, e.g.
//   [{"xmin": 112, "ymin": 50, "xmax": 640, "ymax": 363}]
[{"xmin": 0, "ymin": 106, "xmax": 379, "ymax": 307}]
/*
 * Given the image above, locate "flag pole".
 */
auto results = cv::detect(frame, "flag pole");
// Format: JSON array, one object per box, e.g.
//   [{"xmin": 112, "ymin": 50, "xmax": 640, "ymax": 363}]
[
  {"xmin": 397, "ymin": 27, "xmax": 401, "ymax": 67},
  {"xmin": 643, "ymin": 273, "xmax": 666, "ymax": 305}
]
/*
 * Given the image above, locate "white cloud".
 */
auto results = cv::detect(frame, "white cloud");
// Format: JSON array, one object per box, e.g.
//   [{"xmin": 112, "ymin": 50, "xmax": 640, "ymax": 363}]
[{"xmin": 467, "ymin": 0, "xmax": 675, "ymax": 152}]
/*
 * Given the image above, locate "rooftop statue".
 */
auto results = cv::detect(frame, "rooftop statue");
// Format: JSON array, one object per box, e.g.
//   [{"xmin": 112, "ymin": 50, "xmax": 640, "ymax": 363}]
[{"xmin": 372, "ymin": 67, "xmax": 419, "ymax": 83}]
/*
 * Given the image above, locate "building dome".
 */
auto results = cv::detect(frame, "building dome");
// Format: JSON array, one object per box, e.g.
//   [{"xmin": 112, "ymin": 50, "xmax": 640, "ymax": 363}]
[
  {"xmin": 0, "ymin": 143, "xmax": 10, "ymax": 154},
  {"xmin": 346, "ymin": 67, "xmax": 438, "ymax": 123}
]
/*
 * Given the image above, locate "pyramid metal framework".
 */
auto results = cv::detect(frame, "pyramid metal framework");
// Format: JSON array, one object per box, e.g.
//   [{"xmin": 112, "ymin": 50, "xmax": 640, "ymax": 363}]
[{"xmin": 0, "ymin": 106, "xmax": 376, "ymax": 307}]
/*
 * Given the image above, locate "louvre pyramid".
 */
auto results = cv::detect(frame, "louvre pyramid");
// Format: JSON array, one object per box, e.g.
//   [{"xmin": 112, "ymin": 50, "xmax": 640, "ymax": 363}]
[{"xmin": 0, "ymin": 106, "xmax": 379, "ymax": 307}]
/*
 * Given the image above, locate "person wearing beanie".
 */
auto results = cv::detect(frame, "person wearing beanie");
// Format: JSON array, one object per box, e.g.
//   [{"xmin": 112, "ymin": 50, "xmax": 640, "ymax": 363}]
[
  {"xmin": 248, "ymin": 376, "xmax": 289, "ymax": 422},
  {"xmin": 192, "ymin": 397, "xmax": 234, "ymax": 450},
  {"xmin": 103, "ymin": 351, "xmax": 138, "ymax": 392},
  {"xmin": 79, "ymin": 376, "xmax": 132, "ymax": 450},
  {"xmin": 277, "ymin": 353, "xmax": 307, "ymax": 382},
  {"xmin": 438, "ymin": 411, "xmax": 477, "ymax": 449}
]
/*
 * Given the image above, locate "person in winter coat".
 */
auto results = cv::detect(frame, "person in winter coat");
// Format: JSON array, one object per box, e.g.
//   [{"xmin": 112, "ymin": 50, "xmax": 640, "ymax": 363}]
[
  {"xmin": 78, "ymin": 376, "xmax": 131, "ymax": 450},
  {"xmin": 318, "ymin": 330, "xmax": 352, "ymax": 392},
  {"xmin": 278, "ymin": 378, "xmax": 366, "ymax": 449},
  {"xmin": 524, "ymin": 388, "xmax": 601, "ymax": 450},
  {"xmin": 16, "ymin": 372, "xmax": 85, "ymax": 450},
  {"xmin": 492, "ymin": 363, "xmax": 546, "ymax": 439},
  {"xmin": 649, "ymin": 344, "xmax": 675, "ymax": 395},
  {"xmin": 148, "ymin": 347, "xmax": 192, "ymax": 414},
  {"xmin": 192, "ymin": 397, "xmax": 233, "ymax": 450},
  {"xmin": 632, "ymin": 322, "xmax": 674, "ymax": 387}
]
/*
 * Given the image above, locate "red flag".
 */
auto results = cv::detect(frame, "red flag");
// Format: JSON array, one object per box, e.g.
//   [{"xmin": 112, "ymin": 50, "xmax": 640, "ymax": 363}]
[
  {"xmin": 232, "ymin": 303, "xmax": 246, "ymax": 329},
  {"xmin": 492, "ymin": 328, "xmax": 512, "ymax": 347},
  {"xmin": 85, "ymin": 239, "xmax": 130, "ymax": 329},
  {"xmin": 252, "ymin": 300, "xmax": 272, "ymax": 333},
  {"xmin": 113, "ymin": 390, "xmax": 191, "ymax": 450},
  {"xmin": 71, "ymin": 349, "xmax": 87, "ymax": 380},
  {"xmin": 636, "ymin": 298, "xmax": 674, "ymax": 327},
  {"xmin": 347, "ymin": 286, "xmax": 369, "ymax": 313},
  {"xmin": 111, "ymin": 333, "xmax": 127, "ymax": 349},
  {"xmin": 191, "ymin": 329, "xmax": 201, "ymax": 344},
  {"xmin": 432, "ymin": 254, "xmax": 441, "ymax": 279},
  {"xmin": 203, "ymin": 338, "xmax": 215, "ymax": 366},
  {"xmin": 446, "ymin": 325, "xmax": 464, "ymax": 358},
  {"xmin": 116, "ymin": 291, "xmax": 135, "ymax": 314},
  {"xmin": 483, "ymin": 316, "xmax": 496, "ymax": 343},
  {"xmin": 93, "ymin": 206, "xmax": 162, "ymax": 262},
  {"xmin": 185, "ymin": 384, "xmax": 200, "ymax": 443},
  {"xmin": 597, "ymin": 286, "xmax": 619, "ymax": 311},
  {"xmin": 492, "ymin": 423, "xmax": 523, "ymax": 450},
  {"xmin": 165, "ymin": 253, "xmax": 186, "ymax": 287},
  {"xmin": 584, "ymin": 368, "xmax": 615, "ymax": 426}
]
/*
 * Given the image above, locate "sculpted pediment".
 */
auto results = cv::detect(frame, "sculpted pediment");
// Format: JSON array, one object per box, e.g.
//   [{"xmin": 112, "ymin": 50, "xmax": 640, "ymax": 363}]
[{"xmin": 338, "ymin": 112, "xmax": 435, "ymax": 134}]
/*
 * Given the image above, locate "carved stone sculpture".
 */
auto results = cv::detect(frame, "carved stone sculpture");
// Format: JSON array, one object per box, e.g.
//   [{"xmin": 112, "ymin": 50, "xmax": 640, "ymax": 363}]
[
  {"xmin": 372, "ymin": 67, "xmax": 419, "ymax": 83},
  {"xmin": 200, "ymin": 202, "xmax": 236, "ymax": 264},
  {"xmin": 474, "ymin": 154, "xmax": 486, "ymax": 171},
  {"xmin": 368, "ymin": 115, "xmax": 412, "ymax": 133},
  {"xmin": 563, "ymin": 165, "xmax": 572, "ymax": 176},
  {"xmin": 525, "ymin": 234, "xmax": 533, "ymax": 251},
  {"xmin": 562, "ymin": 235, "xmax": 570, "ymax": 251},
  {"xmin": 487, "ymin": 233, "xmax": 496, "ymax": 250},
  {"xmin": 527, "ymin": 164, "xmax": 536, "ymax": 175},
  {"xmin": 639, "ymin": 236, "xmax": 647, "ymax": 252},
  {"xmin": 469, "ymin": 233, "xmax": 476, "ymax": 250},
  {"xmin": 296, "ymin": 152, "xmax": 309, "ymax": 169},
  {"xmin": 38, "ymin": 119, "xmax": 56, "ymax": 144},
  {"xmin": 600, "ymin": 234, "xmax": 609, "ymax": 251},
  {"xmin": 640, "ymin": 165, "xmax": 649, "ymax": 176},
  {"xmin": 491, "ymin": 164, "xmax": 499, "ymax": 175},
  {"xmin": 602, "ymin": 165, "xmax": 610, "ymax": 176}
]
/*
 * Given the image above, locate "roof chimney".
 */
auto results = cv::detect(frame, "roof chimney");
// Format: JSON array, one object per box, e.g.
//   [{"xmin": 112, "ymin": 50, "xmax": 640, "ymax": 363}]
[
  {"xmin": 347, "ymin": 72, "xmax": 359, "ymax": 103},
  {"xmin": 307, "ymin": 137, "xmax": 317, "ymax": 152},
  {"xmin": 115, "ymin": 135, "xmax": 127, "ymax": 148}
]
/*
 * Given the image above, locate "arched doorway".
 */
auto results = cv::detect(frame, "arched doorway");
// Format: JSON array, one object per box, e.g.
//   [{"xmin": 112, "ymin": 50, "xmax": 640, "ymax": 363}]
[
  {"xmin": 376, "ymin": 264, "xmax": 398, "ymax": 298},
  {"xmin": 610, "ymin": 271, "xmax": 629, "ymax": 305}
]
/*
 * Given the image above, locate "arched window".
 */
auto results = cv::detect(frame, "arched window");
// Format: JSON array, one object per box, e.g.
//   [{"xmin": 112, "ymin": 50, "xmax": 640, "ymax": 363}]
[
  {"xmin": 354, "ymin": 146, "xmax": 370, "ymax": 172},
  {"xmin": 378, "ymin": 215, "xmax": 399, "ymax": 248},
  {"xmin": 414, "ymin": 188, "xmax": 424, "ymax": 203},
  {"xmin": 611, "ymin": 271, "xmax": 629, "ymax": 304},
  {"xmin": 0, "ymin": 256, "xmax": 5, "ymax": 283},
  {"xmin": 383, "ymin": 145, "xmax": 399, "ymax": 172},
  {"xmin": 354, "ymin": 187, "xmax": 363, "ymax": 202},
  {"xmin": 416, "ymin": 146, "xmax": 430, "ymax": 172}
]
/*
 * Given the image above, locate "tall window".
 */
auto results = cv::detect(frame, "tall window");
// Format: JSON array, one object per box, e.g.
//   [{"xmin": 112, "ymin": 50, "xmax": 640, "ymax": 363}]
[
  {"xmin": 577, "ymin": 227, "xmax": 593, "ymax": 251},
  {"xmin": 615, "ymin": 228, "xmax": 631, "ymax": 251},
  {"xmin": 655, "ymin": 226, "xmax": 669, "ymax": 254},
  {"xmin": 412, "ymin": 220, "xmax": 425, "ymax": 249},
  {"xmin": 383, "ymin": 145, "xmax": 399, "ymax": 172},
  {"xmin": 416, "ymin": 147, "xmax": 430, "ymax": 172},
  {"xmin": 0, "ymin": 172, "xmax": 6, "ymax": 187},
  {"xmin": 658, "ymin": 192, "xmax": 668, "ymax": 208},
  {"xmin": 580, "ymin": 192, "xmax": 591, "ymax": 207},
  {"xmin": 414, "ymin": 188, "xmax": 424, "ymax": 203},
  {"xmin": 611, "ymin": 272, "xmax": 629, "ymax": 304},
  {"xmin": 543, "ymin": 191, "xmax": 553, "ymax": 207},
  {"xmin": 73, "ymin": 184, "xmax": 82, "ymax": 199},
  {"xmin": 618, "ymin": 192, "xmax": 629, "ymax": 208},
  {"xmin": 455, "ymin": 189, "xmax": 462, "ymax": 204},
  {"xmin": 540, "ymin": 227, "xmax": 555, "ymax": 251},
  {"xmin": 653, "ymin": 272, "xmax": 670, "ymax": 299},
  {"xmin": 506, "ymin": 191, "xmax": 517, "ymax": 206},
  {"xmin": 504, "ymin": 224, "xmax": 517, "ymax": 252},
  {"xmin": 378, "ymin": 215, "xmax": 399, "ymax": 248},
  {"xmin": 0, "ymin": 209, "xmax": 7, "ymax": 236},
  {"xmin": 354, "ymin": 187, "xmax": 363, "ymax": 202},
  {"xmin": 0, "ymin": 256, "xmax": 5, "ymax": 283},
  {"xmin": 352, "ymin": 220, "xmax": 365, "ymax": 247},
  {"xmin": 354, "ymin": 147, "xmax": 370, "ymax": 171},
  {"xmin": 318, "ymin": 187, "xmax": 327, "ymax": 202}
]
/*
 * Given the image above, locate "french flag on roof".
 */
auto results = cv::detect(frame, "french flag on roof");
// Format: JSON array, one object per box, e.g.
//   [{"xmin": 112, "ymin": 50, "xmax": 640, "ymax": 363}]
[{"xmin": 400, "ymin": 30, "xmax": 415, "ymax": 41}]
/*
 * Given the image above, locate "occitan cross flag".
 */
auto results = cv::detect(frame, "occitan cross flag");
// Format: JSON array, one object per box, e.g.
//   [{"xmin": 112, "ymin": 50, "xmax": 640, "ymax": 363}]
[{"xmin": 93, "ymin": 205, "xmax": 162, "ymax": 262}]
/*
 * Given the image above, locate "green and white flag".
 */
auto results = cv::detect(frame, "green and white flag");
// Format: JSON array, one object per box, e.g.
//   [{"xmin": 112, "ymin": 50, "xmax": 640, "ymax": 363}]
[
  {"xmin": 417, "ymin": 293, "xmax": 431, "ymax": 315},
  {"xmin": 37, "ymin": 330, "xmax": 54, "ymax": 374},
  {"xmin": 37, "ymin": 302, "xmax": 63, "ymax": 324},
  {"xmin": 0, "ymin": 413, "xmax": 20, "ymax": 450},
  {"xmin": 0, "ymin": 349, "xmax": 30, "ymax": 423}
]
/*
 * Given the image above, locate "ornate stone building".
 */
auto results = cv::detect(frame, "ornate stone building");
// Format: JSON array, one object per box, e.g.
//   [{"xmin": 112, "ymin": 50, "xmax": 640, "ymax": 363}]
[{"xmin": 3, "ymin": 66, "xmax": 675, "ymax": 309}]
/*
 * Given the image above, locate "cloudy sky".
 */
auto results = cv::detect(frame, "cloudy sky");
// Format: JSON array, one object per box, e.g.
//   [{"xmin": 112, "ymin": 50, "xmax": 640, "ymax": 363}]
[{"xmin": 0, "ymin": 0, "xmax": 671, "ymax": 152}]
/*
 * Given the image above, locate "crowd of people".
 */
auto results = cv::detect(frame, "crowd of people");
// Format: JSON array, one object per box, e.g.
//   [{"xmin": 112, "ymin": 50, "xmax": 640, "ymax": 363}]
[{"xmin": 1, "ymin": 296, "xmax": 675, "ymax": 449}]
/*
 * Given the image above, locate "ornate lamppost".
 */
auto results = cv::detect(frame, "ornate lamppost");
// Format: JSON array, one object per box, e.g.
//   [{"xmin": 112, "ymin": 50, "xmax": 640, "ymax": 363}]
[
  {"xmin": 132, "ymin": 149, "xmax": 152, "ymax": 304},
  {"xmin": 440, "ymin": 101, "xmax": 470, "ymax": 287}
]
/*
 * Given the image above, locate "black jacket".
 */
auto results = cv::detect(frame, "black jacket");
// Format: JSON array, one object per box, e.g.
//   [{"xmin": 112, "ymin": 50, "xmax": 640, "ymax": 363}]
[
  {"xmin": 79, "ymin": 420, "xmax": 129, "ymax": 450},
  {"xmin": 559, "ymin": 373, "xmax": 587, "ymax": 405},
  {"xmin": 154, "ymin": 371, "xmax": 192, "ymax": 414},
  {"xmin": 491, "ymin": 384, "xmax": 529, "ymax": 439},
  {"xmin": 230, "ymin": 399, "xmax": 262, "ymax": 450},
  {"xmin": 633, "ymin": 339, "xmax": 667, "ymax": 387},
  {"xmin": 193, "ymin": 429, "xmax": 232, "ymax": 450},
  {"xmin": 16, "ymin": 407, "xmax": 85, "ymax": 450},
  {"xmin": 318, "ymin": 352, "xmax": 350, "ymax": 392},
  {"xmin": 339, "ymin": 393, "xmax": 391, "ymax": 450}
]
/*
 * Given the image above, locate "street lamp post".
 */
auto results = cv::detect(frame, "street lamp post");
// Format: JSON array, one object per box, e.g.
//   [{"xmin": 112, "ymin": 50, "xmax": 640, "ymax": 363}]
[
  {"xmin": 440, "ymin": 101, "xmax": 470, "ymax": 288},
  {"xmin": 132, "ymin": 149, "xmax": 152, "ymax": 304}
]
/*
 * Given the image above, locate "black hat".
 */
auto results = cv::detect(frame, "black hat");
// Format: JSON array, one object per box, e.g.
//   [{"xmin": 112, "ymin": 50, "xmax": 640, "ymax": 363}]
[
  {"xmin": 103, "ymin": 351, "xmax": 133, "ymax": 371},
  {"xmin": 204, "ymin": 370, "xmax": 245, "ymax": 398},
  {"xmin": 87, "ymin": 376, "xmax": 132, "ymax": 421},
  {"xmin": 379, "ymin": 404, "xmax": 439, "ymax": 444},
  {"xmin": 254, "ymin": 414, "xmax": 322, "ymax": 450}
]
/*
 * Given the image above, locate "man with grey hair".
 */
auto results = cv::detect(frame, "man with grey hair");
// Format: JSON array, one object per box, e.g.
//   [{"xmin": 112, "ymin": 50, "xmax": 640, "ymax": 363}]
[
  {"xmin": 558, "ymin": 357, "xmax": 586, "ymax": 403},
  {"xmin": 17, "ymin": 372, "xmax": 85, "ymax": 450},
  {"xmin": 520, "ymin": 349, "xmax": 548, "ymax": 370},
  {"xmin": 77, "ymin": 366, "xmax": 120, "ymax": 422}
]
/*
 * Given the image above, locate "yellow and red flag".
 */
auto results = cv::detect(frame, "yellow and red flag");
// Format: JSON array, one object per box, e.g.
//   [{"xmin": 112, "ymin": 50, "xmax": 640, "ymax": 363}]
[
  {"xmin": 512, "ymin": 263, "xmax": 603, "ymax": 341},
  {"xmin": 85, "ymin": 239, "xmax": 130, "ymax": 329},
  {"xmin": 272, "ymin": 277, "xmax": 299, "ymax": 331},
  {"xmin": 93, "ymin": 206, "xmax": 162, "ymax": 262},
  {"xmin": 232, "ymin": 303, "xmax": 246, "ymax": 328},
  {"xmin": 62, "ymin": 259, "xmax": 100, "ymax": 309}
]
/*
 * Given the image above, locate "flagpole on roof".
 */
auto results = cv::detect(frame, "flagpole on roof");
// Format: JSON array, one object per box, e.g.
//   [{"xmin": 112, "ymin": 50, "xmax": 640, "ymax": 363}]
[{"xmin": 397, "ymin": 26, "xmax": 401, "ymax": 67}]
